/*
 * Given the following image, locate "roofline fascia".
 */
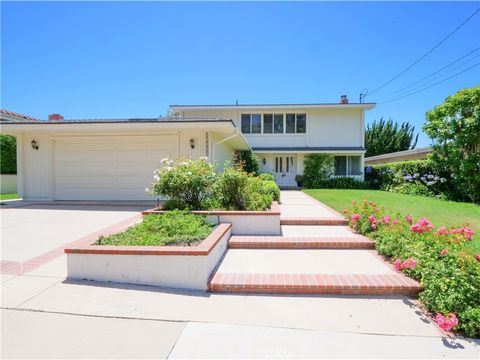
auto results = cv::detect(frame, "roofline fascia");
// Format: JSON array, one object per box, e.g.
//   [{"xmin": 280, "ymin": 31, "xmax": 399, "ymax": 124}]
[{"xmin": 170, "ymin": 104, "xmax": 376, "ymax": 111}]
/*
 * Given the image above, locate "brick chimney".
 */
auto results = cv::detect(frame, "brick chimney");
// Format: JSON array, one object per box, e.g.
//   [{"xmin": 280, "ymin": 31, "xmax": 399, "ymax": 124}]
[
  {"xmin": 340, "ymin": 95, "xmax": 348, "ymax": 104},
  {"xmin": 48, "ymin": 114, "xmax": 64, "ymax": 121}
]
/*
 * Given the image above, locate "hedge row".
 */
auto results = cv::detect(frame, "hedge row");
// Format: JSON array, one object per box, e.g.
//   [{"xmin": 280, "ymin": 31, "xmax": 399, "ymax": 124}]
[{"xmin": 0, "ymin": 134, "xmax": 16, "ymax": 174}]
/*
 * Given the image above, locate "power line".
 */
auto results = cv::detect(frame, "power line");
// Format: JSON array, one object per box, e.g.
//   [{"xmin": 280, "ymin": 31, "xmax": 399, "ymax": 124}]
[
  {"xmin": 367, "ymin": 7, "xmax": 480, "ymax": 97},
  {"xmin": 376, "ymin": 47, "xmax": 480, "ymax": 101},
  {"xmin": 378, "ymin": 62, "xmax": 480, "ymax": 104}
]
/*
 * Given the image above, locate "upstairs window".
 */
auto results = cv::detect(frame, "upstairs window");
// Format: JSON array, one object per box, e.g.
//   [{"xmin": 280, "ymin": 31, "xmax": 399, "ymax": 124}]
[
  {"xmin": 286, "ymin": 113, "xmax": 306, "ymax": 133},
  {"xmin": 274, "ymin": 114, "xmax": 284, "ymax": 133},
  {"xmin": 241, "ymin": 114, "xmax": 261, "ymax": 134},
  {"xmin": 263, "ymin": 114, "xmax": 273, "ymax": 134}
]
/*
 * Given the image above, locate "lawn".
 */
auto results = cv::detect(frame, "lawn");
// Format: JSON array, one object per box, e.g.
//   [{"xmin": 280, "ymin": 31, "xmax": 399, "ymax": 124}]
[
  {"xmin": 0, "ymin": 193, "xmax": 19, "ymax": 200},
  {"xmin": 96, "ymin": 210, "xmax": 212, "ymax": 246},
  {"xmin": 304, "ymin": 189, "xmax": 480, "ymax": 251}
]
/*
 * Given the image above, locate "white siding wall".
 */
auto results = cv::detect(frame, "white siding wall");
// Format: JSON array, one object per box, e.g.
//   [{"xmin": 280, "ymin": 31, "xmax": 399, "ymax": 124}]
[
  {"xmin": 178, "ymin": 108, "xmax": 364, "ymax": 148},
  {"xmin": 23, "ymin": 133, "xmax": 52, "ymax": 200}
]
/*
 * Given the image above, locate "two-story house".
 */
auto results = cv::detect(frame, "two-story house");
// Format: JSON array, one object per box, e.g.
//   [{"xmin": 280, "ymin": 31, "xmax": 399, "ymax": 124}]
[
  {"xmin": 171, "ymin": 98, "xmax": 375, "ymax": 187},
  {"xmin": 0, "ymin": 98, "xmax": 375, "ymax": 200}
]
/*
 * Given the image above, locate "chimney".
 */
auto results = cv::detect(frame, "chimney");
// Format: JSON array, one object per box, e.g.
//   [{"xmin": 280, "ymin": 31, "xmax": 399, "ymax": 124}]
[
  {"xmin": 340, "ymin": 95, "xmax": 348, "ymax": 104},
  {"xmin": 48, "ymin": 114, "xmax": 64, "ymax": 121}
]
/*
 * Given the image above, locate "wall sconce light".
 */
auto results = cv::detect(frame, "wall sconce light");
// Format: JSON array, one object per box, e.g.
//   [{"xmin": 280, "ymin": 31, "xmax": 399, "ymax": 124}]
[
  {"xmin": 262, "ymin": 158, "xmax": 266, "ymax": 165},
  {"xmin": 31, "ymin": 139, "xmax": 39, "ymax": 150},
  {"xmin": 189, "ymin": 138, "xmax": 195, "ymax": 150}
]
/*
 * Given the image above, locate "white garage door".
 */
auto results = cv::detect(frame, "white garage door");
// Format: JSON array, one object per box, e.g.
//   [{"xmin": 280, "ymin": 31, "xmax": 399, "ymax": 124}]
[{"xmin": 54, "ymin": 136, "xmax": 178, "ymax": 200}]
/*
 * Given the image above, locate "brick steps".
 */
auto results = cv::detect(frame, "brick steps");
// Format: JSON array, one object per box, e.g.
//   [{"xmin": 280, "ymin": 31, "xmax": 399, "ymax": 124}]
[
  {"xmin": 229, "ymin": 236, "xmax": 374, "ymax": 249},
  {"xmin": 280, "ymin": 217, "xmax": 349, "ymax": 225},
  {"xmin": 208, "ymin": 273, "xmax": 421, "ymax": 296}
]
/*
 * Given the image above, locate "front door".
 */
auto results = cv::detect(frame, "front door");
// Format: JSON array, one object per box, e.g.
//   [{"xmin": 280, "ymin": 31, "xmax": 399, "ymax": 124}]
[{"xmin": 273, "ymin": 155, "xmax": 296, "ymax": 187}]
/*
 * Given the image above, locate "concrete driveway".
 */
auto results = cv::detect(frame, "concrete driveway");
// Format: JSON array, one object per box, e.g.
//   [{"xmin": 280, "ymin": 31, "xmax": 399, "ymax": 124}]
[{"xmin": 1, "ymin": 202, "xmax": 151, "ymax": 269}]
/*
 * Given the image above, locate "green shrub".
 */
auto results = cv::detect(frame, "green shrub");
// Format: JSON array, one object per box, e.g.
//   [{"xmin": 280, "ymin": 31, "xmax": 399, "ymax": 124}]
[
  {"xmin": 234, "ymin": 150, "xmax": 259, "ymax": 175},
  {"xmin": 214, "ymin": 165, "xmax": 277, "ymax": 210},
  {"xmin": 365, "ymin": 160, "xmax": 451, "ymax": 199},
  {"xmin": 295, "ymin": 175, "xmax": 304, "ymax": 187},
  {"xmin": 244, "ymin": 176, "xmax": 274, "ymax": 211},
  {"xmin": 261, "ymin": 180, "xmax": 280, "ymax": 202},
  {"xmin": 96, "ymin": 210, "xmax": 212, "ymax": 246},
  {"xmin": 152, "ymin": 157, "xmax": 216, "ymax": 210},
  {"xmin": 310, "ymin": 177, "xmax": 370, "ymax": 189},
  {"xmin": 215, "ymin": 165, "xmax": 250, "ymax": 210},
  {"xmin": 303, "ymin": 154, "xmax": 334, "ymax": 188},
  {"xmin": 258, "ymin": 173, "xmax": 275, "ymax": 182},
  {"xmin": 344, "ymin": 200, "xmax": 480, "ymax": 337},
  {"xmin": 0, "ymin": 134, "xmax": 16, "ymax": 174}
]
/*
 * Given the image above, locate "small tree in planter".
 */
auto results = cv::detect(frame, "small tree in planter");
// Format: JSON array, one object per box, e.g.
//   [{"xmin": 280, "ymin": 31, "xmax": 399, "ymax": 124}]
[{"xmin": 151, "ymin": 157, "xmax": 216, "ymax": 210}]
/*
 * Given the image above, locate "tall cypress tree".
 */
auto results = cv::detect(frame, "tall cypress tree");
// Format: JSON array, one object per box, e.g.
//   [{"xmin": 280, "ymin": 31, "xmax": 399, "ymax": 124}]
[{"xmin": 365, "ymin": 118, "xmax": 418, "ymax": 157}]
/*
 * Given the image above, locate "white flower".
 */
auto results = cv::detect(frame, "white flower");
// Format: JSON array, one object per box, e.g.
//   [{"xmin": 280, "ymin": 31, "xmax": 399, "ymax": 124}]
[
  {"xmin": 199, "ymin": 156, "xmax": 208, "ymax": 161},
  {"xmin": 165, "ymin": 166, "xmax": 173, "ymax": 171},
  {"xmin": 154, "ymin": 175, "xmax": 160, "ymax": 181},
  {"xmin": 179, "ymin": 161, "xmax": 189, "ymax": 166},
  {"xmin": 160, "ymin": 158, "xmax": 169, "ymax": 164},
  {"xmin": 145, "ymin": 187, "xmax": 149, "ymax": 192}
]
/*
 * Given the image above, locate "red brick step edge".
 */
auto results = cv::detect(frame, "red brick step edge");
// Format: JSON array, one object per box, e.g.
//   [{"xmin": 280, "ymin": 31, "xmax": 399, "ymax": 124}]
[
  {"xmin": 280, "ymin": 218, "xmax": 349, "ymax": 225},
  {"xmin": 229, "ymin": 236, "xmax": 375, "ymax": 249},
  {"xmin": 208, "ymin": 273, "xmax": 421, "ymax": 296}
]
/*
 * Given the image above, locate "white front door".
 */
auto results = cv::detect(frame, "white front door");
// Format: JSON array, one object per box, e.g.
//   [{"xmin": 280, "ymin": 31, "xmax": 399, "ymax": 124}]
[{"xmin": 273, "ymin": 155, "xmax": 296, "ymax": 187}]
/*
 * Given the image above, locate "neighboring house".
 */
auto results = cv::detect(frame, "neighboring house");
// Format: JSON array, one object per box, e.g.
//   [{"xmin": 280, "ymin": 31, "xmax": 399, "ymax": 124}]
[
  {"xmin": 171, "ymin": 97, "xmax": 375, "ymax": 187},
  {"xmin": 364, "ymin": 147, "xmax": 432, "ymax": 166},
  {"xmin": 1, "ymin": 109, "xmax": 38, "ymax": 122},
  {"xmin": 0, "ymin": 109, "xmax": 38, "ymax": 195},
  {"xmin": 0, "ymin": 97, "xmax": 375, "ymax": 201}
]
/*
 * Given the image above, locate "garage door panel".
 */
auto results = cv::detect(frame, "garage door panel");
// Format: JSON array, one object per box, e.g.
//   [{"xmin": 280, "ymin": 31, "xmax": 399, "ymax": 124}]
[{"xmin": 54, "ymin": 135, "xmax": 178, "ymax": 200}]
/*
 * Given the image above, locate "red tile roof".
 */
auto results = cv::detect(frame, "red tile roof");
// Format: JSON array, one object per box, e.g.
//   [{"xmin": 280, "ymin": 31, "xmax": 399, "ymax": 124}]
[{"xmin": 0, "ymin": 109, "xmax": 38, "ymax": 121}]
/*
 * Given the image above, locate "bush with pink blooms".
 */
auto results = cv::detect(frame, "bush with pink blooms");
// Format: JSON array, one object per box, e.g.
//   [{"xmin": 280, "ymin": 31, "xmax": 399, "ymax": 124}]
[{"xmin": 345, "ymin": 199, "xmax": 480, "ymax": 337}]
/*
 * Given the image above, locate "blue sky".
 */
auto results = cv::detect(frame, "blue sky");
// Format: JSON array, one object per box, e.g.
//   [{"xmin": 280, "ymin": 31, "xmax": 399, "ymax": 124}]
[{"xmin": 2, "ymin": 1, "xmax": 479, "ymax": 147}]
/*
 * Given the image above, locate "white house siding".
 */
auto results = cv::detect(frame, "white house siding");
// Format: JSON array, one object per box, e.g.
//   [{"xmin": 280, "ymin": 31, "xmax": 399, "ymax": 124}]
[
  {"xmin": 210, "ymin": 132, "xmax": 234, "ymax": 170},
  {"xmin": 23, "ymin": 133, "xmax": 52, "ymax": 200},
  {"xmin": 177, "ymin": 108, "xmax": 363, "ymax": 148},
  {"xmin": 15, "ymin": 128, "xmax": 221, "ymax": 201}
]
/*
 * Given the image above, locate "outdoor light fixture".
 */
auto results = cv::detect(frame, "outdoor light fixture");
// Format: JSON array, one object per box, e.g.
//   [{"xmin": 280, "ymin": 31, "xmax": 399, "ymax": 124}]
[
  {"xmin": 189, "ymin": 138, "xmax": 195, "ymax": 149},
  {"xmin": 31, "ymin": 139, "xmax": 39, "ymax": 150},
  {"xmin": 262, "ymin": 158, "xmax": 266, "ymax": 165}
]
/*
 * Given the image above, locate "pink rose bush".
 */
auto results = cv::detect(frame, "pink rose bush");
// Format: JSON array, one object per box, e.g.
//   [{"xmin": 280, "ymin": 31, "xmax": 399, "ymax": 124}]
[
  {"xmin": 344, "ymin": 198, "xmax": 479, "ymax": 337},
  {"xmin": 435, "ymin": 313, "xmax": 458, "ymax": 332}
]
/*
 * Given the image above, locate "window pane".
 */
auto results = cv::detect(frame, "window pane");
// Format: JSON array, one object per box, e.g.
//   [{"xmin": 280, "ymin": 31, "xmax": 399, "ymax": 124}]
[
  {"xmin": 263, "ymin": 114, "xmax": 273, "ymax": 134},
  {"xmin": 296, "ymin": 114, "xmax": 306, "ymax": 133},
  {"xmin": 348, "ymin": 156, "xmax": 362, "ymax": 175},
  {"xmin": 274, "ymin": 114, "xmax": 284, "ymax": 133},
  {"xmin": 241, "ymin": 114, "xmax": 251, "ymax": 133},
  {"xmin": 252, "ymin": 114, "xmax": 261, "ymax": 133},
  {"xmin": 286, "ymin": 113, "xmax": 296, "ymax": 133},
  {"xmin": 334, "ymin": 156, "xmax": 347, "ymax": 176}
]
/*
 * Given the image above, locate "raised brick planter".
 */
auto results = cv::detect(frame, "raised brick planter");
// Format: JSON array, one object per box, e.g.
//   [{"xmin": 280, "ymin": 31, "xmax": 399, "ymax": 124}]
[
  {"xmin": 142, "ymin": 202, "xmax": 281, "ymax": 236},
  {"xmin": 65, "ymin": 223, "xmax": 232, "ymax": 291}
]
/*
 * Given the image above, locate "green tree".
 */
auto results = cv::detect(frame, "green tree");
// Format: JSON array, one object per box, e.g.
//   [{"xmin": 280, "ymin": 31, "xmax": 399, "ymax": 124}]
[
  {"xmin": 423, "ymin": 86, "xmax": 480, "ymax": 204},
  {"xmin": 365, "ymin": 118, "xmax": 418, "ymax": 157},
  {"xmin": 0, "ymin": 134, "xmax": 16, "ymax": 174},
  {"xmin": 234, "ymin": 150, "xmax": 259, "ymax": 175}
]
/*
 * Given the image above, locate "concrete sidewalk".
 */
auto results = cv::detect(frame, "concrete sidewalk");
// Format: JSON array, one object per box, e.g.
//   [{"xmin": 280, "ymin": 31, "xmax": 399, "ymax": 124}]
[{"xmin": 279, "ymin": 190, "xmax": 343, "ymax": 219}]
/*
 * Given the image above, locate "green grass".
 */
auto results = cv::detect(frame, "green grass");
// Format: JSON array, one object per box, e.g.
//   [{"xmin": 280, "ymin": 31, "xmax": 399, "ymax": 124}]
[
  {"xmin": 96, "ymin": 210, "xmax": 212, "ymax": 246},
  {"xmin": 0, "ymin": 193, "xmax": 19, "ymax": 200},
  {"xmin": 304, "ymin": 189, "xmax": 480, "ymax": 252}
]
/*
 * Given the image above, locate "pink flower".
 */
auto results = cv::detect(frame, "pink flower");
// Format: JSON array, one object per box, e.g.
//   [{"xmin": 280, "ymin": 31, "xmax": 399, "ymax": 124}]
[
  {"xmin": 343, "ymin": 209, "xmax": 349, "ymax": 215},
  {"xmin": 352, "ymin": 200, "xmax": 357, "ymax": 206},
  {"xmin": 381, "ymin": 215, "xmax": 391, "ymax": 225},
  {"xmin": 462, "ymin": 227, "xmax": 474, "ymax": 240},
  {"xmin": 440, "ymin": 249, "xmax": 448, "ymax": 256},
  {"xmin": 435, "ymin": 226, "xmax": 449, "ymax": 236},
  {"xmin": 410, "ymin": 217, "xmax": 434, "ymax": 233},
  {"xmin": 404, "ymin": 215, "xmax": 413, "ymax": 225},
  {"xmin": 371, "ymin": 222, "xmax": 377, "ymax": 230},
  {"xmin": 401, "ymin": 258, "xmax": 417, "ymax": 269},
  {"xmin": 373, "ymin": 208, "xmax": 379, "ymax": 213},
  {"xmin": 393, "ymin": 259, "xmax": 402, "ymax": 271},
  {"xmin": 475, "ymin": 254, "xmax": 480, "ymax": 262},
  {"xmin": 351, "ymin": 214, "xmax": 361, "ymax": 222},
  {"xmin": 435, "ymin": 313, "xmax": 458, "ymax": 332},
  {"xmin": 392, "ymin": 219, "xmax": 399, "ymax": 225},
  {"xmin": 368, "ymin": 216, "xmax": 376, "ymax": 224}
]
